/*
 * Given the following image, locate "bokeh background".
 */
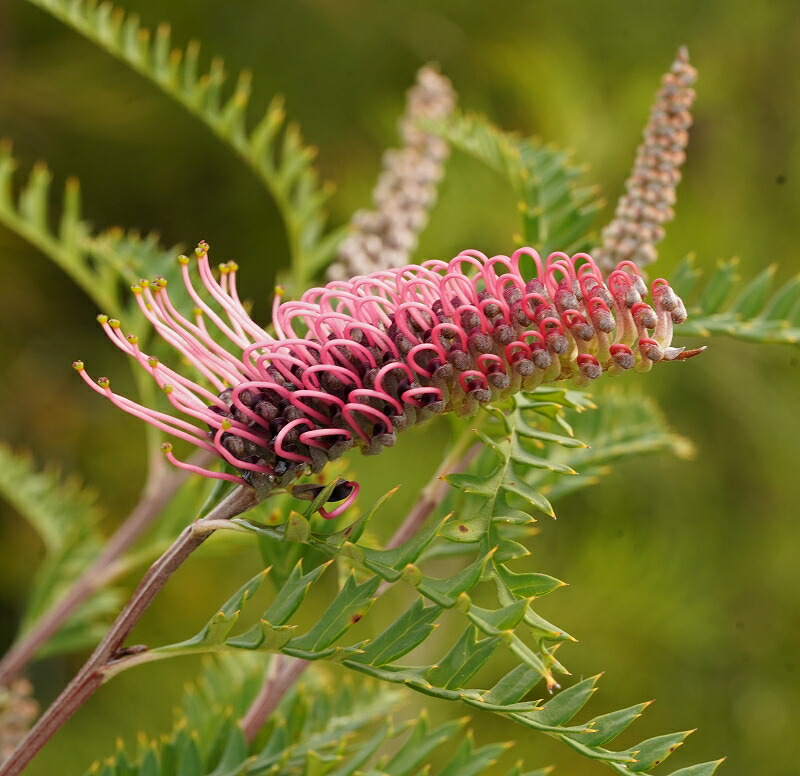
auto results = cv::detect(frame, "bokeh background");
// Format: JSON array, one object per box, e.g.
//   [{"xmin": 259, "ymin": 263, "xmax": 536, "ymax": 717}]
[{"xmin": 1, "ymin": 1, "xmax": 799, "ymax": 774}]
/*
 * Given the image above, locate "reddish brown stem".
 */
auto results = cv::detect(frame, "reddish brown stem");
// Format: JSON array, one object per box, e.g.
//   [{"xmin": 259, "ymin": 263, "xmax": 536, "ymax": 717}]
[
  {"xmin": 0, "ymin": 462, "xmax": 196, "ymax": 687},
  {"xmin": 239, "ymin": 654, "xmax": 308, "ymax": 743},
  {"xmin": 0, "ymin": 485, "xmax": 257, "ymax": 776}
]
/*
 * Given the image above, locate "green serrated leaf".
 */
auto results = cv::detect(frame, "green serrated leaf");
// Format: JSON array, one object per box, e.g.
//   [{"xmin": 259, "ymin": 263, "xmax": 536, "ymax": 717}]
[
  {"xmin": 515, "ymin": 423, "xmax": 586, "ymax": 448},
  {"xmin": 469, "ymin": 599, "xmax": 529, "ymax": 633},
  {"xmin": 287, "ymin": 573, "xmax": 379, "ymax": 652},
  {"xmin": 495, "ymin": 565, "xmax": 566, "ymax": 598},
  {"xmin": 436, "ymin": 735, "xmax": 510, "ymax": 776},
  {"xmin": 0, "ymin": 444, "xmax": 103, "ymax": 556},
  {"xmin": 426, "ymin": 113, "xmax": 598, "ymax": 255},
  {"xmin": 501, "ymin": 478, "xmax": 554, "ymax": 517},
  {"xmin": 677, "ymin": 258, "xmax": 800, "ymax": 345},
  {"xmin": 669, "ymin": 255, "xmax": 703, "ymax": 298},
  {"xmin": 494, "ymin": 536, "xmax": 531, "ymax": 564},
  {"xmin": 625, "ymin": 730, "xmax": 693, "ymax": 773},
  {"xmin": 564, "ymin": 702, "xmax": 650, "ymax": 747},
  {"xmin": 176, "ymin": 734, "xmax": 204, "ymax": 776},
  {"xmin": 383, "ymin": 717, "xmax": 464, "ymax": 776},
  {"xmin": 352, "ymin": 598, "xmax": 440, "ymax": 667},
  {"xmin": 512, "ymin": 438, "xmax": 577, "ymax": 473},
  {"xmin": 662, "ymin": 760, "xmax": 726, "ymax": 776},
  {"xmin": 359, "ymin": 515, "xmax": 447, "ymax": 572},
  {"xmin": 161, "ymin": 569, "xmax": 268, "ymax": 651},
  {"xmin": 696, "ymin": 258, "xmax": 739, "ymax": 315},
  {"xmin": 286, "ymin": 511, "xmax": 312, "ymax": 542},
  {"xmin": 493, "ymin": 507, "xmax": 538, "ymax": 525},
  {"xmin": 560, "ymin": 735, "xmax": 637, "ymax": 763},
  {"xmin": 445, "ymin": 470, "xmax": 502, "ymax": 497},
  {"xmin": 325, "ymin": 722, "xmax": 389, "ymax": 776},
  {"xmin": 324, "ymin": 486, "xmax": 398, "ymax": 548},
  {"xmin": 483, "ymin": 664, "xmax": 542, "ymax": 706},
  {"xmin": 299, "ymin": 478, "xmax": 346, "ymax": 518},
  {"xmin": 533, "ymin": 676, "xmax": 599, "ymax": 726},
  {"xmin": 0, "ymin": 143, "xmax": 175, "ymax": 316},
  {"xmin": 504, "ymin": 636, "xmax": 554, "ymax": 686},
  {"xmin": 137, "ymin": 748, "xmax": 159, "ymax": 776},
  {"xmin": 0, "ymin": 444, "xmax": 126, "ymax": 648},
  {"xmin": 225, "ymin": 620, "xmax": 296, "ymax": 651},
  {"xmin": 208, "ymin": 720, "xmax": 245, "ymax": 776},
  {"xmin": 416, "ymin": 551, "xmax": 491, "ymax": 606},
  {"xmin": 202, "ymin": 611, "xmax": 241, "ymax": 647},
  {"xmin": 728, "ymin": 264, "xmax": 776, "ymax": 318},
  {"xmin": 532, "ymin": 390, "xmax": 693, "ymax": 504},
  {"xmin": 263, "ymin": 560, "xmax": 331, "ymax": 626},
  {"xmin": 425, "ymin": 627, "xmax": 501, "ymax": 689},
  {"xmin": 112, "ymin": 745, "xmax": 136, "ymax": 776},
  {"xmin": 760, "ymin": 273, "xmax": 800, "ymax": 321}
]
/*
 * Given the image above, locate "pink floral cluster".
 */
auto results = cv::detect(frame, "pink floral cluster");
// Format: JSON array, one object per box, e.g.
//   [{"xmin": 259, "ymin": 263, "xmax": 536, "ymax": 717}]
[{"xmin": 75, "ymin": 243, "xmax": 692, "ymax": 504}]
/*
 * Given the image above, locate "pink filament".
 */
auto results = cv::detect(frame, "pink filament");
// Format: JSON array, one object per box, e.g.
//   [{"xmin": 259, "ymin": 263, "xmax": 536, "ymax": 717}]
[{"xmin": 319, "ymin": 481, "xmax": 360, "ymax": 519}]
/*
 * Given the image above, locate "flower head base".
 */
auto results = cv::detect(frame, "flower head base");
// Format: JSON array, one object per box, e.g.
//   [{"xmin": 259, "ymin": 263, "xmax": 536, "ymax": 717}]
[{"xmin": 75, "ymin": 242, "xmax": 698, "ymax": 504}]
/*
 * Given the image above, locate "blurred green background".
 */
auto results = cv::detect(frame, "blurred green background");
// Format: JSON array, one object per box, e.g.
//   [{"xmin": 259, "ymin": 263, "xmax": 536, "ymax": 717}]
[{"xmin": 1, "ymin": 1, "xmax": 798, "ymax": 774}]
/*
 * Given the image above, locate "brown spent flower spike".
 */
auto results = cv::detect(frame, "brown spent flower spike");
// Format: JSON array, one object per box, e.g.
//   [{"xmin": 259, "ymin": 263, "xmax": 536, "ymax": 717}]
[
  {"xmin": 595, "ymin": 47, "xmax": 697, "ymax": 270},
  {"xmin": 0, "ymin": 679, "xmax": 38, "ymax": 760},
  {"xmin": 328, "ymin": 64, "xmax": 456, "ymax": 281}
]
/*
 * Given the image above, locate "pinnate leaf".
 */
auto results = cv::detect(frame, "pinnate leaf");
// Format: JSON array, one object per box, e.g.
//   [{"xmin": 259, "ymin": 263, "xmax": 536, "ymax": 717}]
[{"xmin": 673, "ymin": 255, "xmax": 800, "ymax": 345}]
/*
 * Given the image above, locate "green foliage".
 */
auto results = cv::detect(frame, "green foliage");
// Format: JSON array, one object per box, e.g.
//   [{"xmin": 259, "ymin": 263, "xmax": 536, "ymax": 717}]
[
  {"xmin": 126, "ymin": 539, "xmax": 714, "ymax": 774},
  {"xmin": 0, "ymin": 141, "xmax": 181, "ymax": 319},
  {"xmin": 426, "ymin": 112, "xmax": 601, "ymax": 256},
  {"xmin": 24, "ymin": 0, "xmax": 340, "ymax": 289},
  {"xmin": 529, "ymin": 388, "xmax": 695, "ymax": 503},
  {"xmin": 5, "ymin": 5, "xmax": 793, "ymax": 773},
  {"xmin": 671, "ymin": 255, "xmax": 800, "ymax": 345},
  {"xmin": 86, "ymin": 652, "xmax": 532, "ymax": 776},
  {"xmin": 0, "ymin": 140, "xmax": 112, "ymax": 312},
  {"xmin": 99, "ymin": 393, "xmax": 717, "ymax": 774},
  {"xmin": 0, "ymin": 444, "xmax": 121, "ymax": 654}
]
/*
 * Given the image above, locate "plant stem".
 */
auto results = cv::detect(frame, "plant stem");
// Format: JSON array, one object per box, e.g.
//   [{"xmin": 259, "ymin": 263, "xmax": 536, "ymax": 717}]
[
  {"xmin": 238, "ymin": 422, "xmax": 481, "ymax": 742},
  {"xmin": 0, "ymin": 484, "xmax": 257, "ymax": 776},
  {"xmin": 239, "ymin": 654, "xmax": 308, "ymax": 743},
  {"xmin": 0, "ymin": 453, "xmax": 211, "ymax": 688}
]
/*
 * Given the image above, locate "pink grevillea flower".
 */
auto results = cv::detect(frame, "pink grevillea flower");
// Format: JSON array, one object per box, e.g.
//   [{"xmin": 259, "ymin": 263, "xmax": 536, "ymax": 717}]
[{"xmin": 74, "ymin": 242, "xmax": 697, "ymax": 508}]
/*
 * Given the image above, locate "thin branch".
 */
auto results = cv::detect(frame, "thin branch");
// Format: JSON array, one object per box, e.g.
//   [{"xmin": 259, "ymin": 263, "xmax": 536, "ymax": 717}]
[
  {"xmin": 0, "ymin": 484, "xmax": 258, "ymax": 776},
  {"xmin": 239, "ymin": 654, "xmax": 308, "ymax": 743},
  {"xmin": 0, "ymin": 452, "xmax": 212, "ymax": 687}
]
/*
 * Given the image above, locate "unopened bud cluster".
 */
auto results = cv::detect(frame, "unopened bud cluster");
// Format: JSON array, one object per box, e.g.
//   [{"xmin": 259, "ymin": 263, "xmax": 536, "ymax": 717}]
[
  {"xmin": 595, "ymin": 47, "xmax": 697, "ymax": 270},
  {"xmin": 76, "ymin": 243, "xmax": 696, "ymax": 502},
  {"xmin": 329, "ymin": 65, "xmax": 456, "ymax": 281}
]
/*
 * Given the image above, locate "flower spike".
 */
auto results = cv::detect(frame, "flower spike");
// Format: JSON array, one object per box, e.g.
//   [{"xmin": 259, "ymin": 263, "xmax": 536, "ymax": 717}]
[
  {"xmin": 329, "ymin": 64, "xmax": 456, "ymax": 280},
  {"xmin": 78, "ymin": 243, "xmax": 698, "ymax": 508},
  {"xmin": 596, "ymin": 47, "xmax": 697, "ymax": 270}
]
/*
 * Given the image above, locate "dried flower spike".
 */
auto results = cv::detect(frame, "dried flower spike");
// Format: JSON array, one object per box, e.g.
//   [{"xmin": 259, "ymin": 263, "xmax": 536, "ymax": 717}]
[
  {"xmin": 76, "ymin": 242, "xmax": 697, "ymax": 505},
  {"xmin": 595, "ymin": 47, "xmax": 697, "ymax": 270},
  {"xmin": 328, "ymin": 64, "xmax": 456, "ymax": 281},
  {"xmin": 0, "ymin": 679, "xmax": 38, "ymax": 760}
]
